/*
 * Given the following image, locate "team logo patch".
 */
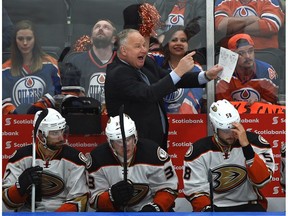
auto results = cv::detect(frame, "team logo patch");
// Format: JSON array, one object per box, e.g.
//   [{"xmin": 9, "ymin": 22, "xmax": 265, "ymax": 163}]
[
  {"xmin": 232, "ymin": 88, "xmax": 260, "ymax": 102},
  {"xmin": 268, "ymin": 67, "xmax": 277, "ymax": 80},
  {"xmin": 157, "ymin": 147, "xmax": 169, "ymax": 161},
  {"xmin": 258, "ymin": 135, "xmax": 269, "ymax": 145},
  {"xmin": 12, "ymin": 76, "xmax": 46, "ymax": 106},
  {"xmin": 79, "ymin": 152, "xmax": 88, "ymax": 164},
  {"xmin": 233, "ymin": 6, "xmax": 257, "ymax": 17},
  {"xmin": 41, "ymin": 172, "xmax": 65, "ymax": 197},
  {"xmin": 211, "ymin": 105, "xmax": 217, "ymax": 112},
  {"xmin": 84, "ymin": 152, "xmax": 92, "ymax": 169},
  {"xmin": 87, "ymin": 72, "xmax": 105, "ymax": 102},
  {"xmin": 127, "ymin": 183, "xmax": 149, "ymax": 206},
  {"xmin": 167, "ymin": 14, "xmax": 185, "ymax": 26},
  {"xmin": 213, "ymin": 165, "xmax": 247, "ymax": 193},
  {"xmin": 185, "ymin": 145, "xmax": 193, "ymax": 158},
  {"xmin": 164, "ymin": 88, "xmax": 184, "ymax": 103}
]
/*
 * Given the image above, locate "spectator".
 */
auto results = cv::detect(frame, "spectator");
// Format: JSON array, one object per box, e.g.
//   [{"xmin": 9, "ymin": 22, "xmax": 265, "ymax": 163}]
[
  {"xmin": 154, "ymin": 0, "xmax": 206, "ymax": 50},
  {"xmin": 216, "ymin": 33, "xmax": 279, "ymax": 105},
  {"xmin": 87, "ymin": 114, "xmax": 178, "ymax": 212},
  {"xmin": 26, "ymin": 63, "xmax": 86, "ymax": 114},
  {"xmin": 2, "ymin": 108, "xmax": 89, "ymax": 211},
  {"xmin": 214, "ymin": 0, "xmax": 285, "ymax": 49},
  {"xmin": 183, "ymin": 99, "xmax": 275, "ymax": 212},
  {"xmin": 65, "ymin": 19, "xmax": 117, "ymax": 114},
  {"xmin": 150, "ymin": 18, "xmax": 205, "ymax": 114},
  {"xmin": 2, "ymin": 20, "xmax": 61, "ymax": 114},
  {"xmin": 2, "ymin": 7, "xmax": 14, "ymax": 52},
  {"xmin": 105, "ymin": 28, "xmax": 223, "ymax": 151},
  {"xmin": 149, "ymin": 36, "xmax": 161, "ymax": 52}
]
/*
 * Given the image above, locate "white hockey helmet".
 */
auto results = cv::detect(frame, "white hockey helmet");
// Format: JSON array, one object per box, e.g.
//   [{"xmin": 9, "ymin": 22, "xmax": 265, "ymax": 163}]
[
  {"xmin": 209, "ymin": 99, "xmax": 240, "ymax": 132},
  {"xmin": 106, "ymin": 114, "xmax": 137, "ymax": 144},
  {"xmin": 33, "ymin": 108, "xmax": 66, "ymax": 137}
]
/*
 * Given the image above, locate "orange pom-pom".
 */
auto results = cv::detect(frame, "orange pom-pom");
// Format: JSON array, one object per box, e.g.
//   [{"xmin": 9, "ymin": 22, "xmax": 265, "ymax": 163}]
[
  {"xmin": 139, "ymin": 3, "xmax": 161, "ymax": 37},
  {"xmin": 73, "ymin": 35, "xmax": 92, "ymax": 52}
]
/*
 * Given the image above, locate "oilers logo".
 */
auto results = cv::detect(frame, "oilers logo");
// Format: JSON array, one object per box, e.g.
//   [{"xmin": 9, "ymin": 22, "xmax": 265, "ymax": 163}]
[
  {"xmin": 231, "ymin": 87, "xmax": 260, "ymax": 102},
  {"xmin": 12, "ymin": 76, "xmax": 46, "ymax": 106},
  {"xmin": 167, "ymin": 13, "xmax": 185, "ymax": 26},
  {"xmin": 233, "ymin": 6, "xmax": 257, "ymax": 17},
  {"xmin": 164, "ymin": 88, "xmax": 184, "ymax": 103},
  {"xmin": 88, "ymin": 72, "xmax": 106, "ymax": 103}
]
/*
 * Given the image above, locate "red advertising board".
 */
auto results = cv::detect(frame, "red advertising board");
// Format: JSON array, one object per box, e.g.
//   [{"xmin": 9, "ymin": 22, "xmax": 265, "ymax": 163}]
[{"xmin": 2, "ymin": 114, "xmax": 285, "ymax": 199}]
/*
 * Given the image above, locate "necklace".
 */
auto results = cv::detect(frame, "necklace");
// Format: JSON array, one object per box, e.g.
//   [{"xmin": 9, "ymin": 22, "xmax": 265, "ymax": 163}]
[{"xmin": 168, "ymin": 61, "xmax": 177, "ymax": 70}]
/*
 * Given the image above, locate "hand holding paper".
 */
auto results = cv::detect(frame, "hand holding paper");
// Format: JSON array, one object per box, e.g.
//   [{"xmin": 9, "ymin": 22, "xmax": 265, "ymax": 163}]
[{"xmin": 217, "ymin": 47, "xmax": 239, "ymax": 83}]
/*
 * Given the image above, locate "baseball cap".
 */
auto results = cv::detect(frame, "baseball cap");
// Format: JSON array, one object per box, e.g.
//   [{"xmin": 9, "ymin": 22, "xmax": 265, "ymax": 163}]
[{"xmin": 228, "ymin": 34, "xmax": 254, "ymax": 50}]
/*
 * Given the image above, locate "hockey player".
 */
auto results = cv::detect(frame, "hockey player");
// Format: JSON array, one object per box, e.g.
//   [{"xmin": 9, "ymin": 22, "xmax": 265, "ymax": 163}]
[
  {"xmin": 87, "ymin": 114, "xmax": 178, "ymax": 212},
  {"xmin": 183, "ymin": 99, "xmax": 275, "ymax": 212},
  {"xmin": 2, "ymin": 108, "xmax": 89, "ymax": 211}
]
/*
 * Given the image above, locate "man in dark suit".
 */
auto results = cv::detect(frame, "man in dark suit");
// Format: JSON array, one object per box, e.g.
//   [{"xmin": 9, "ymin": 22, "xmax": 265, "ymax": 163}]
[{"xmin": 105, "ymin": 29, "xmax": 222, "ymax": 151}]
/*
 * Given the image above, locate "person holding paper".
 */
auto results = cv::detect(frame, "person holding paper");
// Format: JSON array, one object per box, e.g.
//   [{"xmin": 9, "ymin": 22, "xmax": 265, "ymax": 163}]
[
  {"xmin": 216, "ymin": 33, "xmax": 279, "ymax": 105},
  {"xmin": 2, "ymin": 108, "xmax": 89, "ymax": 212},
  {"xmin": 105, "ymin": 28, "xmax": 223, "ymax": 151}
]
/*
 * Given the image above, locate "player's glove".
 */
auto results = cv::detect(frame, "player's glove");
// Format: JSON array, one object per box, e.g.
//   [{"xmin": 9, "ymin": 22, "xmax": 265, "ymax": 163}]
[
  {"xmin": 108, "ymin": 180, "xmax": 134, "ymax": 206},
  {"xmin": 139, "ymin": 202, "xmax": 162, "ymax": 212},
  {"xmin": 16, "ymin": 166, "xmax": 43, "ymax": 196}
]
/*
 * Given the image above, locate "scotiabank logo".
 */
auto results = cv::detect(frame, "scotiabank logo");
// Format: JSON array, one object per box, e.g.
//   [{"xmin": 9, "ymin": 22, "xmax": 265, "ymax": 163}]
[
  {"xmin": 273, "ymin": 140, "xmax": 279, "ymax": 148},
  {"xmin": 272, "ymin": 117, "xmax": 279, "ymax": 125},
  {"xmin": 273, "ymin": 186, "xmax": 280, "ymax": 195},
  {"xmin": 5, "ymin": 141, "xmax": 12, "ymax": 149},
  {"xmin": 5, "ymin": 118, "xmax": 12, "ymax": 126}
]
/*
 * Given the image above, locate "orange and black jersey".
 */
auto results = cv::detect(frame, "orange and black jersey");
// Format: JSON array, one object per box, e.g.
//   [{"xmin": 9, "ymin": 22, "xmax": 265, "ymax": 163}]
[
  {"xmin": 2, "ymin": 144, "xmax": 89, "ymax": 212},
  {"xmin": 183, "ymin": 131, "xmax": 274, "ymax": 212},
  {"xmin": 87, "ymin": 138, "xmax": 178, "ymax": 212}
]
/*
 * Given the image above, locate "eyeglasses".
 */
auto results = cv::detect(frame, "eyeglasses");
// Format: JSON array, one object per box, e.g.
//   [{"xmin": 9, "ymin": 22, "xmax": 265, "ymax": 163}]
[{"xmin": 236, "ymin": 48, "xmax": 254, "ymax": 57}]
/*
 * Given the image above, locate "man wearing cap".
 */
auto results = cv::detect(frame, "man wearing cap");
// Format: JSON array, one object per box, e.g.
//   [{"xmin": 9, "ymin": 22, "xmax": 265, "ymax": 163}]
[{"xmin": 216, "ymin": 33, "xmax": 279, "ymax": 105}]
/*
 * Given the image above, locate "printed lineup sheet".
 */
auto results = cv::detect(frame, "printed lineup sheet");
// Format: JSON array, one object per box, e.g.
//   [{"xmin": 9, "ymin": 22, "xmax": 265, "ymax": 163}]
[{"xmin": 217, "ymin": 47, "xmax": 239, "ymax": 83}]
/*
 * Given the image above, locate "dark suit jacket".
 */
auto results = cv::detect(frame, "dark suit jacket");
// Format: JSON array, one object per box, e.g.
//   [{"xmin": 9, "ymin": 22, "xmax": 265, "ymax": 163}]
[{"xmin": 105, "ymin": 55, "xmax": 204, "ymax": 151}]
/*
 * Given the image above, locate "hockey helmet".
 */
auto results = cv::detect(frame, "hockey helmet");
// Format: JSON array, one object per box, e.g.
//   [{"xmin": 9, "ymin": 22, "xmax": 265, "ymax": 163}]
[
  {"xmin": 106, "ymin": 114, "xmax": 137, "ymax": 144},
  {"xmin": 209, "ymin": 99, "xmax": 240, "ymax": 133},
  {"xmin": 33, "ymin": 108, "xmax": 67, "ymax": 137}
]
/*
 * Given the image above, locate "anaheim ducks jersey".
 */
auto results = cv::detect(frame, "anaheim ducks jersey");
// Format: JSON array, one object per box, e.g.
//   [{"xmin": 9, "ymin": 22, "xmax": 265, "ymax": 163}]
[
  {"xmin": 2, "ymin": 56, "xmax": 61, "ymax": 112},
  {"xmin": 66, "ymin": 50, "xmax": 117, "ymax": 105},
  {"xmin": 2, "ymin": 144, "xmax": 89, "ymax": 212},
  {"xmin": 215, "ymin": 0, "xmax": 285, "ymax": 49},
  {"xmin": 216, "ymin": 59, "xmax": 279, "ymax": 104},
  {"xmin": 87, "ymin": 139, "xmax": 178, "ymax": 212},
  {"xmin": 183, "ymin": 132, "xmax": 275, "ymax": 212},
  {"xmin": 280, "ymin": 143, "xmax": 285, "ymax": 191}
]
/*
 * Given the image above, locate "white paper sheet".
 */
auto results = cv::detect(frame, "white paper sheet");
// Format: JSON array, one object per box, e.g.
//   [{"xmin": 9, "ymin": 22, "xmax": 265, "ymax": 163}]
[{"xmin": 217, "ymin": 47, "xmax": 239, "ymax": 83}]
